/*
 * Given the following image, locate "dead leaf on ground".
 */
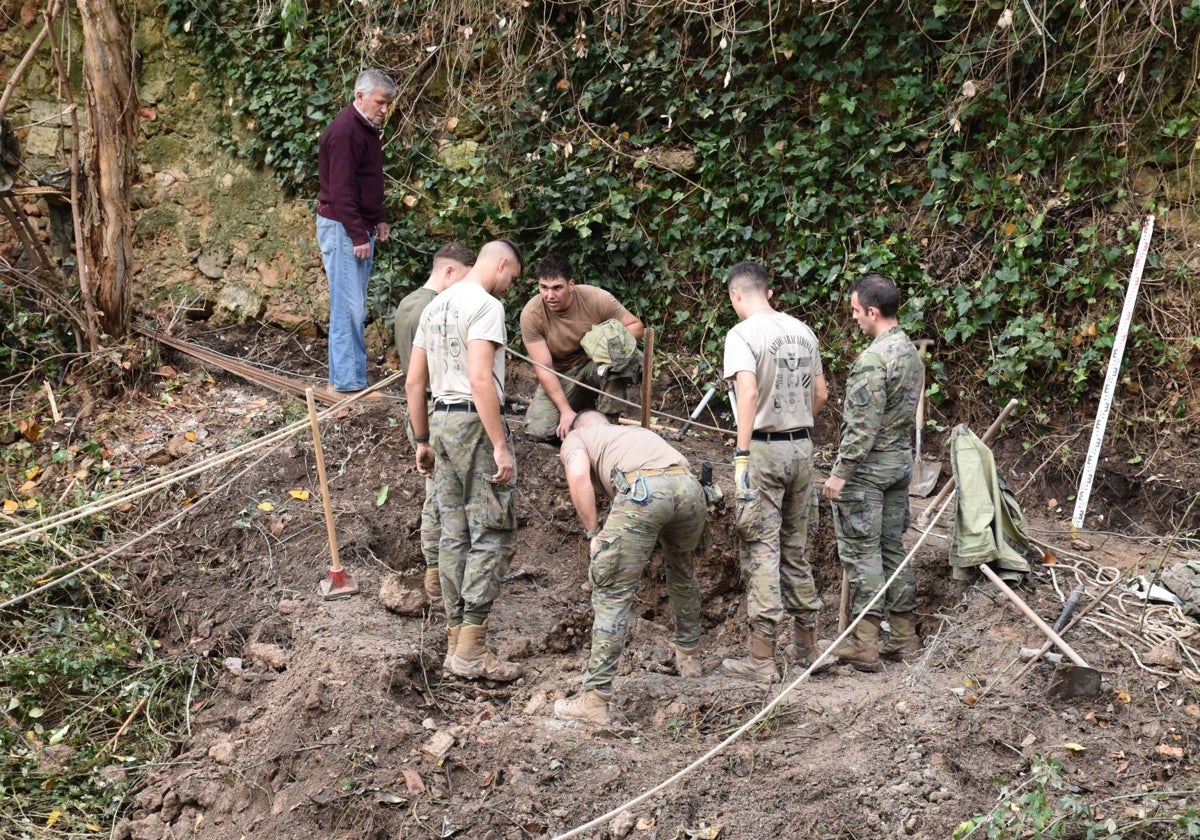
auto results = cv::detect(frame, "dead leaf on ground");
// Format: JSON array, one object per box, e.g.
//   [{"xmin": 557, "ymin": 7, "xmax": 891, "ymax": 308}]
[
  {"xmin": 401, "ymin": 769, "xmax": 425, "ymax": 794},
  {"xmin": 1156, "ymin": 744, "xmax": 1184, "ymax": 759},
  {"xmin": 289, "ymin": 489, "xmax": 310, "ymax": 500},
  {"xmin": 1183, "ymin": 705, "xmax": 1200, "ymax": 718},
  {"xmin": 18, "ymin": 418, "xmax": 41, "ymax": 442}
]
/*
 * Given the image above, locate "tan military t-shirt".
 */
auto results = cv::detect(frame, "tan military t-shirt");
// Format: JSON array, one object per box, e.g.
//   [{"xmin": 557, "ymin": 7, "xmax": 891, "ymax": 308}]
[
  {"xmin": 561, "ymin": 424, "xmax": 689, "ymax": 498},
  {"xmin": 520, "ymin": 285, "xmax": 632, "ymax": 371},
  {"xmin": 413, "ymin": 281, "xmax": 506, "ymax": 404},
  {"xmin": 723, "ymin": 311, "xmax": 823, "ymax": 432}
]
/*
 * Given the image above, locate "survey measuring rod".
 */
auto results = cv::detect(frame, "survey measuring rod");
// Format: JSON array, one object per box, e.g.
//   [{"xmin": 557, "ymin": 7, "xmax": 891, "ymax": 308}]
[{"xmin": 1071, "ymin": 214, "xmax": 1155, "ymax": 537}]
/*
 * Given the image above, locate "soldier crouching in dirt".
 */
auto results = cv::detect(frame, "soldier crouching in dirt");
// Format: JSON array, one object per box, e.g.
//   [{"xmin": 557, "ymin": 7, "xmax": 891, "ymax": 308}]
[
  {"xmin": 822, "ymin": 273, "xmax": 925, "ymax": 671},
  {"xmin": 406, "ymin": 239, "xmax": 525, "ymax": 682},
  {"xmin": 553, "ymin": 411, "xmax": 706, "ymax": 725}
]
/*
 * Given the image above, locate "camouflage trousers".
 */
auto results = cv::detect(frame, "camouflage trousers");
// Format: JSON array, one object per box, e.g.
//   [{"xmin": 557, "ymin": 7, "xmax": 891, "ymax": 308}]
[
  {"xmin": 406, "ymin": 407, "xmax": 440, "ymax": 570},
  {"xmin": 735, "ymin": 438, "xmax": 821, "ymax": 642},
  {"xmin": 525, "ymin": 360, "xmax": 631, "ymax": 440},
  {"xmin": 585, "ymin": 472, "xmax": 705, "ymax": 691},
  {"xmin": 430, "ymin": 410, "xmax": 517, "ymax": 625},
  {"xmin": 830, "ymin": 454, "xmax": 916, "ymax": 618}
]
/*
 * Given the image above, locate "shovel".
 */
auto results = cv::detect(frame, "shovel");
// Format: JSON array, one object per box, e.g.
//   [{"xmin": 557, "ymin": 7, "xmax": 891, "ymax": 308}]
[
  {"xmin": 910, "ymin": 339, "xmax": 940, "ymax": 496},
  {"xmin": 978, "ymin": 564, "xmax": 1100, "ymax": 698},
  {"xmin": 306, "ymin": 388, "xmax": 360, "ymax": 600}
]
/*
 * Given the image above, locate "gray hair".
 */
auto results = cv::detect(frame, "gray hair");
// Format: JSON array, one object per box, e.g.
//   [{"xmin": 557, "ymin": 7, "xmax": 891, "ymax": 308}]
[{"xmin": 354, "ymin": 69, "xmax": 397, "ymax": 99}]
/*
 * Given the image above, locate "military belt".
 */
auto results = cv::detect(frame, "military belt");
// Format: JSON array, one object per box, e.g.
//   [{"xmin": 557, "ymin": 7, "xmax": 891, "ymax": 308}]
[
  {"xmin": 751, "ymin": 428, "xmax": 809, "ymax": 442},
  {"xmin": 434, "ymin": 400, "xmax": 477, "ymax": 413},
  {"xmin": 623, "ymin": 464, "xmax": 690, "ymax": 483}
]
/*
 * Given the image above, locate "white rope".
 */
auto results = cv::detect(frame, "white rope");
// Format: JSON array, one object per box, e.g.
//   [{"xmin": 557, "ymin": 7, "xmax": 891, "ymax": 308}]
[
  {"xmin": 0, "ymin": 375, "xmax": 399, "ymax": 550},
  {"xmin": 551, "ymin": 489, "xmax": 957, "ymax": 840}
]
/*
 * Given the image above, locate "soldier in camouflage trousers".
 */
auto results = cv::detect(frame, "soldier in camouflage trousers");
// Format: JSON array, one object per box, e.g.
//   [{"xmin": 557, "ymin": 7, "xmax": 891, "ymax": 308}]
[
  {"xmin": 393, "ymin": 241, "xmax": 477, "ymax": 606},
  {"xmin": 823, "ymin": 273, "xmax": 925, "ymax": 672},
  {"xmin": 407, "ymin": 239, "xmax": 525, "ymax": 683},
  {"xmin": 720, "ymin": 261, "xmax": 829, "ymax": 683},
  {"xmin": 553, "ymin": 411, "xmax": 706, "ymax": 725}
]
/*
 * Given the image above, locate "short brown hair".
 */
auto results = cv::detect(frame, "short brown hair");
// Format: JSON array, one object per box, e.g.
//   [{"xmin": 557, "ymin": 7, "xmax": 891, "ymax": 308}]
[{"xmin": 434, "ymin": 241, "xmax": 476, "ymax": 267}]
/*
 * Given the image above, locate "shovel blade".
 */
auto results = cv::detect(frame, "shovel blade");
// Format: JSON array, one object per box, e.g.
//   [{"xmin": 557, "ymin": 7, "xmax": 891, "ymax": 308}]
[
  {"xmin": 909, "ymin": 459, "xmax": 941, "ymax": 496},
  {"xmin": 1046, "ymin": 664, "xmax": 1102, "ymax": 700},
  {"xmin": 321, "ymin": 566, "xmax": 360, "ymax": 600}
]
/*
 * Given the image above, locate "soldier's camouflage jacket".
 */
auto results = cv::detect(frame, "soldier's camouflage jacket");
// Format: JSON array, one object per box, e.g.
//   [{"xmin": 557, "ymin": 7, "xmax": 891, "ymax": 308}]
[{"xmin": 831, "ymin": 325, "xmax": 924, "ymax": 482}]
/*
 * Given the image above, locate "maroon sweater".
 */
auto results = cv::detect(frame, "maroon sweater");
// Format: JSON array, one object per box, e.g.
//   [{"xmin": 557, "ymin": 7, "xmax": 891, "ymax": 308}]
[{"xmin": 317, "ymin": 104, "xmax": 386, "ymax": 246}]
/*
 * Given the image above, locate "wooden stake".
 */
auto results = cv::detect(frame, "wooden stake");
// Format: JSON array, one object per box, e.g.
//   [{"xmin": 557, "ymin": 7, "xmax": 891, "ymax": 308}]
[{"xmin": 640, "ymin": 327, "xmax": 654, "ymax": 429}]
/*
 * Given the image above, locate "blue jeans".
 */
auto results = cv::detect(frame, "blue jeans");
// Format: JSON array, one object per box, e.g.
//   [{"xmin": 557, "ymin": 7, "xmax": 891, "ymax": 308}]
[{"xmin": 317, "ymin": 216, "xmax": 373, "ymax": 392}]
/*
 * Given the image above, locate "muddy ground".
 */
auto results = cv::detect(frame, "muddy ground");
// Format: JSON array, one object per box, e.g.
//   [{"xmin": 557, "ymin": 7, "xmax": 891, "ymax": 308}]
[{"xmin": 32, "ymin": 323, "xmax": 1199, "ymax": 840}]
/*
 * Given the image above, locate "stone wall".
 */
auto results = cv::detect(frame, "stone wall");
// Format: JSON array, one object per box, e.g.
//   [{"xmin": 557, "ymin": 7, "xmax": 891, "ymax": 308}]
[{"xmin": 2, "ymin": 3, "xmax": 331, "ymax": 339}]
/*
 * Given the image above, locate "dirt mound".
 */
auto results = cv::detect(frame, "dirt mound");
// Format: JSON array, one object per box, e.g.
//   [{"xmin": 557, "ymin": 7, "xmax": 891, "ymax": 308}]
[{"xmin": 93, "ymin": 326, "xmax": 1200, "ymax": 839}]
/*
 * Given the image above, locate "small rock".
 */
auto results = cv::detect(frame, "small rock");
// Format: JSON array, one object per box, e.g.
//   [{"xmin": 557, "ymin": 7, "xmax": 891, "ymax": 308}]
[
  {"xmin": 1143, "ymin": 642, "xmax": 1182, "ymax": 669},
  {"xmin": 223, "ymin": 657, "xmax": 243, "ymax": 673},
  {"xmin": 247, "ymin": 643, "xmax": 287, "ymax": 671},
  {"xmin": 208, "ymin": 739, "xmax": 236, "ymax": 765},
  {"xmin": 422, "ymin": 730, "xmax": 455, "ymax": 761},
  {"xmin": 609, "ymin": 810, "xmax": 636, "ymax": 839},
  {"xmin": 523, "ymin": 692, "xmax": 548, "ymax": 715},
  {"xmin": 499, "ymin": 636, "xmax": 532, "ymax": 660},
  {"xmin": 196, "ymin": 250, "xmax": 226, "ymax": 280},
  {"xmin": 379, "ymin": 574, "xmax": 428, "ymax": 615}
]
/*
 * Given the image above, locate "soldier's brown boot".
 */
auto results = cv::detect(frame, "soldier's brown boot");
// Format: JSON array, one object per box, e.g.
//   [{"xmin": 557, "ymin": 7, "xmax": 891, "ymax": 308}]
[
  {"xmin": 442, "ymin": 625, "xmax": 460, "ymax": 674},
  {"xmin": 449, "ymin": 623, "xmax": 523, "ymax": 682},
  {"xmin": 881, "ymin": 611, "xmax": 922, "ymax": 661},
  {"xmin": 833, "ymin": 616, "xmax": 884, "ymax": 673},
  {"xmin": 785, "ymin": 622, "xmax": 835, "ymax": 673},
  {"xmin": 720, "ymin": 634, "xmax": 779, "ymax": 683},
  {"xmin": 674, "ymin": 643, "xmax": 703, "ymax": 678},
  {"xmin": 424, "ymin": 566, "xmax": 443, "ymax": 608},
  {"xmin": 553, "ymin": 689, "xmax": 612, "ymax": 725}
]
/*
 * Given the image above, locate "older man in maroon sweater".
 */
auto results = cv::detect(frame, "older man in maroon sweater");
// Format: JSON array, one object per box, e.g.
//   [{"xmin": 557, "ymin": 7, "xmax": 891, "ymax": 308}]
[{"xmin": 317, "ymin": 68, "xmax": 396, "ymax": 394}]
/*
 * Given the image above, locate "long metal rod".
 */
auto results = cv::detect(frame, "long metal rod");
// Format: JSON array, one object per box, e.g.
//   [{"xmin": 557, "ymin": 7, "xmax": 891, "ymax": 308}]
[{"xmin": 1071, "ymin": 214, "xmax": 1155, "ymax": 534}]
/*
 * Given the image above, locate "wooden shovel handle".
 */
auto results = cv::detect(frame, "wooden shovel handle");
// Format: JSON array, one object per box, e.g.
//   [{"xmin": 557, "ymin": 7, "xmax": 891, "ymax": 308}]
[
  {"xmin": 306, "ymin": 388, "xmax": 342, "ymax": 571},
  {"xmin": 978, "ymin": 563, "xmax": 1091, "ymax": 668}
]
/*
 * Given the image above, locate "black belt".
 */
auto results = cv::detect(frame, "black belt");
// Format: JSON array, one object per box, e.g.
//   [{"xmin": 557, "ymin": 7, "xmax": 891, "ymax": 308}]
[
  {"xmin": 434, "ymin": 400, "xmax": 477, "ymax": 413},
  {"xmin": 751, "ymin": 428, "xmax": 809, "ymax": 442}
]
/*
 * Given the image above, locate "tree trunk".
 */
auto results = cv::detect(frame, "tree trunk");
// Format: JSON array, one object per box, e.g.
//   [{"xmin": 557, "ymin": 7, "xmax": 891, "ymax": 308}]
[{"xmin": 76, "ymin": 0, "xmax": 136, "ymax": 339}]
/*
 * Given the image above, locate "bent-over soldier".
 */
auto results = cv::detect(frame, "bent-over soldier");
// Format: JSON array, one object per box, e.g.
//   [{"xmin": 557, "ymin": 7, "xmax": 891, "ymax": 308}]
[{"xmin": 553, "ymin": 412, "xmax": 706, "ymax": 725}]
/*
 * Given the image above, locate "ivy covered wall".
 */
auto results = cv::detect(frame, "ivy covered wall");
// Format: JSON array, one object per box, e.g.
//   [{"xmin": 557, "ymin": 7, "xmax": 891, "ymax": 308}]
[{"xmin": 163, "ymin": 0, "xmax": 1200, "ymax": 412}]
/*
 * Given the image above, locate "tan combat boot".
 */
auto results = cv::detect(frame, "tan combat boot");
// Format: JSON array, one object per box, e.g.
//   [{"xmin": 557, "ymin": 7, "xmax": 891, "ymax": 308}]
[
  {"xmin": 720, "ymin": 634, "xmax": 779, "ymax": 683},
  {"xmin": 674, "ymin": 643, "xmax": 703, "ymax": 678},
  {"xmin": 553, "ymin": 689, "xmax": 612, "ymax": 725},
  {"xmin": 424, "ymin": 566, "xmax": 443, "ymax": 608},
  {"xmin": 449, "ymin": 623, "xmax": 523, "ymax": 682},
  {"xmin": 881, "ymin": 611, "xmax": 922, "ymax": 661},
  {"xmin": 442, "ymin": 625, "xmax": 460, "ymax": 674},
  {"xmin": 832, "ymin": 615, "xmax": 884, "ymax": 673},
  {"xmin": 786, "ymin": 622, "xmax": 835, "ymax": 673}
]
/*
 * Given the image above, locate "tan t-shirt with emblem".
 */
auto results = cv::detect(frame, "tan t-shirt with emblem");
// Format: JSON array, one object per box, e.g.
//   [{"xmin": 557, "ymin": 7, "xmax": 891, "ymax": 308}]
[
  {"xmin": 413, "ymin": 281, "xmax": 506, "ymax": 404},
  {"xmin": 723, "ymin": 311, "xmax": 823, "ymax": 432}
]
